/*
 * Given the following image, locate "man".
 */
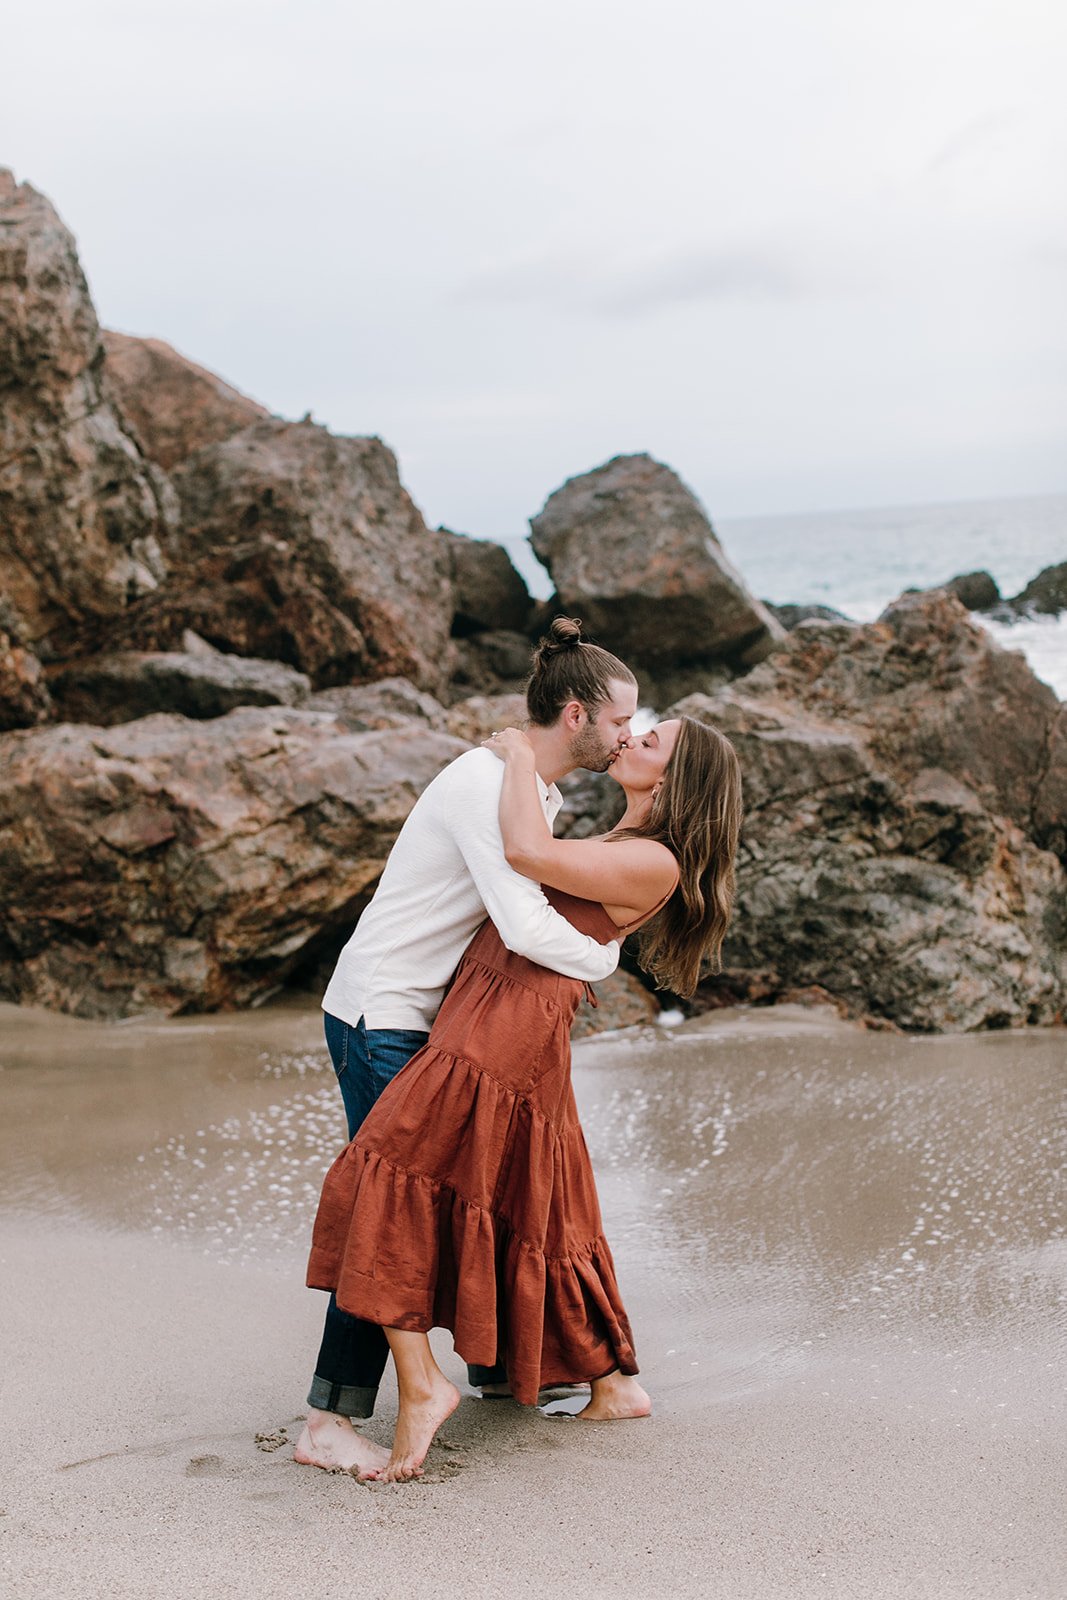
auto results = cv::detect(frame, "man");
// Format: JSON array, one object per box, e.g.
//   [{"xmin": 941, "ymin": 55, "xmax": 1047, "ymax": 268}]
[{"xmin": 294, "ymin": 620, "xmax": 638, "ymax": 1478}]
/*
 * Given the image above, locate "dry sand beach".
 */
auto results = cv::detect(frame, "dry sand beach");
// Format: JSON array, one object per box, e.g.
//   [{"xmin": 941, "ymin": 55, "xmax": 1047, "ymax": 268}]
[{"xmin": 1, "ymin": 999, "xmax": 1064, "ymax": 1600}]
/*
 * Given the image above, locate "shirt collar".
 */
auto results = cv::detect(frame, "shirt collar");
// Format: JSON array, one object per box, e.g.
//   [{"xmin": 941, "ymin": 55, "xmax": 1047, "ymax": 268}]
[{"xmin": 536, "ymin": 772, "xmax": 563, "ymax": 822}]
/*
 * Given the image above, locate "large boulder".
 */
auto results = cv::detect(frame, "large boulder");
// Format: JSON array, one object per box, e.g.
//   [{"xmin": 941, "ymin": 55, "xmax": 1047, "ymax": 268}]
[
  {"xmin": 940, "ymin": 570, "xmax": 1001, "ymax": 611},
  {"xmin": 739, "ymin": 592, "xmax": 1066, "ymax": 858},
  {"xmin": 443, "ymin": 529, "xmax": 531, "ymax": 635},
  {"xmin": 673, "ymin": 591, "xmax": 1066, "ymax": 1031},
  {"xmin": 46, "ymin": 638, "xmax": 310, "ymax": 725},
  {"xmin": 529, "ymin": 454, "xmax": 784, "ymax": 669},
  {"xmin": 450, "ymin": 630, "xmax": 535, "ymax": 697},
  {"xmin": 1011, "ymin": 561, "xmax": 1067, "ymax": 617},
  {"xmin": 0, "ymin": 170, "xmax": 176, "ymax": 650},
  {"xmin": 102, "ymin": 331, "xmax": 270, "ymax": 471},
  {"xmin": 75, "ymin": 419, "xmax": 458, "ymax": 694},
  {"xmin": 767, "ymin": 601, "xmax": 854, "ymax": 631},
  {"xmin": 0, "ymin": 707, "xmax": 468, "ymax": 1018},
  {"xmin": 305, "ymin": 677, "xmax": 448, "ymax": 732}
]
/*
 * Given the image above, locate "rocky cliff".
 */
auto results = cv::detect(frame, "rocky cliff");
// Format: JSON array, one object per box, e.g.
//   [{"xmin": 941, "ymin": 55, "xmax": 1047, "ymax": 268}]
[
  {"xmin": 102, "ymin": 330, "xmax": 270, "ymax": 471},
  {"xmin": 0, "ymin": 168, "xmax": 1062, "ymax": 1031},
  {"xmin": 0, "ymin": 172, "xmax": 176, "ymax": 697},
  {"xmin": 678, "ymin": 593, "xmax": 1066, "ymax": 1030},
  {"xmin": 0, "ymin": 706, "xmax": 467, "ymax": 1017}
]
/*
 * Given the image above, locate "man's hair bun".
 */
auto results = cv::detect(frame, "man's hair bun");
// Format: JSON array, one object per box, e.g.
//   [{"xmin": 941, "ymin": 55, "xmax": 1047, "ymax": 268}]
[{"xmin": 544, "ymin": 616, "xmax": 583, "ymax": 653}]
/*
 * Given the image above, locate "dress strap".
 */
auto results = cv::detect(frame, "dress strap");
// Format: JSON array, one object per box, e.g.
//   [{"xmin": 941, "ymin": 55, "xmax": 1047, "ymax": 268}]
[{"xmin": 613, "ymin": 876, "xmax": 679, "ymax": 937}]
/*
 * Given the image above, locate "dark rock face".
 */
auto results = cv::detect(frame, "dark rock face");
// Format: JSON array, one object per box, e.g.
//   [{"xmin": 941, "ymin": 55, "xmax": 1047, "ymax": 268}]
[
  {"xmin": 83, "ymin": 419, "xmax": 457, "ymax": 695},
  {"xmin": 0, "ymin": 707, "xmax": 468, "ymax": 1018},
  {"xmin": 0, "ymin": 170, "xmax": 456, "ymax": 699},
  {"xmin": 674, "ymin": 591, "xmax": 1066, "ymax": 1031},
  {"xmin": 46, "ymin": 639, "xmax": 310, "ymax": 725},
  {"xmin": 941, "ymin": 570, "xmax": 1001, "ymax": 611},
  {"xmin": 767, "ymin": 602, "xmax": 854, "ymax": 630},
  {"xmin": 554, "ymin": 767, "xmax": 624, "ymax": 840},
  {"xmin": 450, "ymin": 630, "xmax": 534, "ymax": 697},
  {"xmin": 171, "ymin": 421, "xmax": 455, "ymax": 693},
  {"xmin": 0, "ymin": 171, "xmax": 177, "ymax": 653},
  {"xmin": 444, "ymin": 530, "xmax": 531, "ymax": 636},
  {"xmin": 102, "ymin": 331, "xmax": 270, "ymax": 472},
  {"xmin": 0, "ymin": 602, "xmax": 52, "ymax": 730},
  {"xmin": 529, "ymin": 454, "xmax": 784, "ymax": 668},
  {"xmin": 1012, "ymin": 561, "xmax": 1067, "ymax": 617},
  {"xmin": 75, "ymin": 536, "xmax": 367, "ymax": 684},
  {"xmin": 572, "ymin": 968, "xmax": 659, "ymax": 1037}
]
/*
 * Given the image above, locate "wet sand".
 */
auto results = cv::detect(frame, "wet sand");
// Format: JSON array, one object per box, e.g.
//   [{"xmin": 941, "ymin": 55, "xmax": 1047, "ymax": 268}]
[{"xmin": 1, "ymin": 998, "xmax": 1064, "ymax": 1599}]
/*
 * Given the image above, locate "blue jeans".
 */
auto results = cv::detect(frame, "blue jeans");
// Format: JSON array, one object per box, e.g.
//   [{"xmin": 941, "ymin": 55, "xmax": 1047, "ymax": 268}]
[{"xmin": 307, "ymin": 1015, "xmax": 429, "ymax": 1419}]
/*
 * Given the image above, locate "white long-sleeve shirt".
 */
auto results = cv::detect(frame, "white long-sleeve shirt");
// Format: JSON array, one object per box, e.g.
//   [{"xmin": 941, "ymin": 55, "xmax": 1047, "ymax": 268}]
[{"xmin": 322, "ymin": 747, "xmax": 620, "ymax": 1031}]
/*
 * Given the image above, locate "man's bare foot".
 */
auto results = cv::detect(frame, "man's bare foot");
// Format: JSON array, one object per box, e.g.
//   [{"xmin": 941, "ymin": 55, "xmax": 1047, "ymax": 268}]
[
  {"xmin": 292, "ymin": 1409, "xmax": 390, "ymax": 1479},
  {"xmin": 383, "ymin": 1373, "xmax": 460, "ymax": 1482},
  {"xmin": 578, "ymin": 1373, "xmax": 652, "ymax": 1421}
]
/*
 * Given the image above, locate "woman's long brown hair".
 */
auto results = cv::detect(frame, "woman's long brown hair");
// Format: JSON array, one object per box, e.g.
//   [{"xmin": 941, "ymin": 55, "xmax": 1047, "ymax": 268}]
[{"xmin": 614, "ymin": 716, "xmax": 743, "ymax": 997}]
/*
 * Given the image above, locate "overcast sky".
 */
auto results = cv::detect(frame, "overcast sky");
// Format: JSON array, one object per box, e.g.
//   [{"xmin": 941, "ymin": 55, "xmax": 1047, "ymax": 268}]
[{"xmin": 5, "ymin": 0, "xmax": 1065, "ymax": 543}]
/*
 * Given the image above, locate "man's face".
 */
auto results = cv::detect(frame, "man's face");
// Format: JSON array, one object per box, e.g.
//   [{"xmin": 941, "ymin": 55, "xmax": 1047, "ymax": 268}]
[{"xmin": 567, "ymin": 678, "xmax": 638, "ymax": 772}]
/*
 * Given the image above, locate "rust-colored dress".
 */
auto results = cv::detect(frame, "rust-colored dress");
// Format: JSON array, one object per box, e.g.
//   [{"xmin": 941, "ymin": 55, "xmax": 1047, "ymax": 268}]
[{"xmin": 306, "ymin": 888, "xmax": 639, "ymax": 1405}]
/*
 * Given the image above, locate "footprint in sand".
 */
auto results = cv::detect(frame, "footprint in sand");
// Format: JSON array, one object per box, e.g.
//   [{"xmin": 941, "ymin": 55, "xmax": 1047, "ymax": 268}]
[{"xmin": 185, "ymin": 1454, "xmax": 226, "ymax": 1477}]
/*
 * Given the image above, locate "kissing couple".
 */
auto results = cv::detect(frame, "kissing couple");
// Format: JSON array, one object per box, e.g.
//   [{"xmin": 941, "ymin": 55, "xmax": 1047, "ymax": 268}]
[{"xmin": 294, "ymin": 616, "xmax": 742, "ymax": 1481}]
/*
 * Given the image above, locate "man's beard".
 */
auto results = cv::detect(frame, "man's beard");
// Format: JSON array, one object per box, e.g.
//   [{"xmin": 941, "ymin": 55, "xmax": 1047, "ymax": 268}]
[{"xmin": 568, "ymin": 722, "xmax": 615, "ymax": 773}]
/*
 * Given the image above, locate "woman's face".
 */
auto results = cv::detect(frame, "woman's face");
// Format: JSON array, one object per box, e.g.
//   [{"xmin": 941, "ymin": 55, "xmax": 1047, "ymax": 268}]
[{"xmin": 607, "ymin": 718, "xmax": 681, "ymax": 791}]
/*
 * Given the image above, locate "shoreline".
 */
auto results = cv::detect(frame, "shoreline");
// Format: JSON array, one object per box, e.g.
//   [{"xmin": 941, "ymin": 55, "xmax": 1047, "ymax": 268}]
[{"xmin": 1, "ymin": 1001, "xmax": 1064, "ymax": 1598}]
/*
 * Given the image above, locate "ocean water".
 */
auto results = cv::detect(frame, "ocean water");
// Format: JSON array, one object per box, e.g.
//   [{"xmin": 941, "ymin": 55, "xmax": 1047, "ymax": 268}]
[{"xmin": 504, "ymin": 490, "xmax": 1067, "ymax": 699}]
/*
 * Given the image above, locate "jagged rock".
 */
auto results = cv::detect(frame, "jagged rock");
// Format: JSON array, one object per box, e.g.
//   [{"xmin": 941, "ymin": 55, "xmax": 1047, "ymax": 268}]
[
  {"xmin": 80, "ymin": 419, "xmax": 457, "ymax": 694},
  {"xmin": 940, "ymin": 570, "xmax": 1000, "ymax": 611},
  {"xmin": 75, "ymin": 536, "xmax": 368, "ymax": 682},
  {"xmin": 172, "ymin": 420, "xmax": 454, "ymax": 692},
  {"xmin": 450, "ymin": 629, "xmax": 534, "ymax": 695},
  {"xmin": 0, "ymin": 707, "xmax": 468, "ymax": 1018},
  {"xmin": 555, "ymin": 767, "xmax": 623, "ymax": 840},
  {"xmin": 102, "ymin": 330, "xmax": 270, "ymax": 471},
  {"xmin": 689, "ymin": 973, "xmax": 858, "ymax": 1020},
  {"xmin": 443, "ymin": 530, "xmax": 531, "ymax": 635},
  {"xmin": 633, "ymin": 660, "xmax": 736, "ymax": 712},
  {"xmin": 0, "ymin": 600, "xmax": 52, "ymax": 730},
  {"xmin": 443, "ymin": 692, "xmax": 527, "ymax": 744},
  {"xmin": 572, "ymin": 968, "xmax": 659, "ymax": 1037},
  {"xmin": 1011, "ymin": 561, "xmax": 1067, "ymax": 617},
  {"xmin": 673, "ymin": 590, "xmax": 1066, "ymax": 1031},
  {"xmin": 46, "ymin": 645, "xmax": 310, "ymax": 725},
  {"xmin": 742, "ymin": 590, "xmax": 1066, "ymax": 858},
  {"xmin": 0, "ymin": 170, "xmax": 177, "ymax": 651},
  {"xmin": 305, "ymin": 678, "xmax": 448, "ymax": 731},
  {"xmin": 529, "ymin": 454, "xmax": 784, "ymax": 668},
  {"xmin": 766, "ymin": 601, "xmax": 854, "ymax": 630}
]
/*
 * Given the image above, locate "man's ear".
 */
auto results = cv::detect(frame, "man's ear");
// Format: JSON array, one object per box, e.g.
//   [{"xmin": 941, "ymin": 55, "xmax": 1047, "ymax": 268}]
[{"xmin": 562, "ymin": 699, "xmax": 585, "ymax": 730}]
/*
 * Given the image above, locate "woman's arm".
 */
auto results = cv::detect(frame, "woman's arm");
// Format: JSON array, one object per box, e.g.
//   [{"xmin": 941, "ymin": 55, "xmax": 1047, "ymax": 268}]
[{"xmin": 486, "ymin": 730, "xmax": 677, "ymax": 918}]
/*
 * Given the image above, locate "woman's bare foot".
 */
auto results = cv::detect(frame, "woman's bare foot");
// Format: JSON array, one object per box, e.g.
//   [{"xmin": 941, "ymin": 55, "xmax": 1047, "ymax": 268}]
[
  {"xmin": 578, "ymin": 1372, "xmax": 652, "ymax": 1421},
  {"xmin": 383, "ymin": 1371, "xmax": 460, "ymax": 1482},
  {"xmin": 292, "ymin": 1409, "xmax": 390, "ymax": 1479}
]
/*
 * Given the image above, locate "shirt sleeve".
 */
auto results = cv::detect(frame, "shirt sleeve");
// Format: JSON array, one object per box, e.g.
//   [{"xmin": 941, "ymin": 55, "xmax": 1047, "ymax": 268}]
[{"xmin": 443, "ymin": 753, "xmax": 620, "ymax": 982}]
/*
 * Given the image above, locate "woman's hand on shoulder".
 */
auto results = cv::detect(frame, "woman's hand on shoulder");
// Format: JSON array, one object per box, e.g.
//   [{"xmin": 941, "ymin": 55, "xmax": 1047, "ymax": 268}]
[{"xmin": 482, "ymin": 727, "xmax": 535, "ymax": 765}]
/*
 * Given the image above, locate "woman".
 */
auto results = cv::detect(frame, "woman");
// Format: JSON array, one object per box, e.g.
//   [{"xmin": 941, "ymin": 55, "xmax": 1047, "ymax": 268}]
[{"xmin": 307, "ymin": 707, "xmax": 742, "ymax": 1481}]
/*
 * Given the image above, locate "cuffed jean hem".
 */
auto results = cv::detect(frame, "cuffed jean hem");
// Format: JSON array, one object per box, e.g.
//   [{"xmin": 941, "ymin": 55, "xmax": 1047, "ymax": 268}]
[
  {"xmin": 306, "ymin": 1376, "xmax": 378, "ymax": 1420},
  {"xmin": 467, "ymin": 1362, "xmax": 508, "ymax": 1387}
]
